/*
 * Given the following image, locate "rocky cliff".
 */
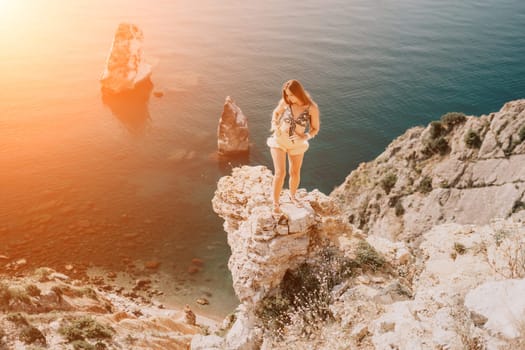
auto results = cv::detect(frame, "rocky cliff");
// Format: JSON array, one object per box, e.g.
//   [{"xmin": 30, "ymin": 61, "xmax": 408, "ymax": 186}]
[
  {"xmin": 331, "ymin": 99, "xmax": 525, "ymax": 243},
  {"xmin": 0, "ymin": 268, "xmax": 215, "ymax": 350},
  {"xmin": 195, "ymin": 100, "xmax": 525, "ymax": 350}
]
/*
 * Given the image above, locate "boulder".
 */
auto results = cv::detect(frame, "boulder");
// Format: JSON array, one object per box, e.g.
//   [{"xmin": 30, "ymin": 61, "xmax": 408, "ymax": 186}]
[
  {"xmin": 217, "ymin": 96, "xmax": 250, "ymax": 155},
  {"xmin": 212, "ymin": 166, "xmax": 352, "ymax": 307},
  {"xmin": 465, "ymin": 279, "xmax": 525, "ymax": 339}
]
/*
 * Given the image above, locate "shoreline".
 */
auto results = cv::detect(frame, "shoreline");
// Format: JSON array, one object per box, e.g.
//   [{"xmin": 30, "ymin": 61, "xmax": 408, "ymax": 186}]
[{"xmin": 0, "ymin": 260, "xmax": 232, "ymax": 323}]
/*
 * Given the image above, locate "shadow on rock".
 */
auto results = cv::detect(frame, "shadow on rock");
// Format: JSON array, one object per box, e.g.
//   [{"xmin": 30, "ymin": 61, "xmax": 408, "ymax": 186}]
[{"xmin": 101, "ymin": 78, "xmax": 154, "ymax": 135}]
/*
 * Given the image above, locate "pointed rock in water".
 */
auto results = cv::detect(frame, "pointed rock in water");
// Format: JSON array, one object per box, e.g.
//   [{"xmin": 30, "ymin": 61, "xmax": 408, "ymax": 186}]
[
  {"xmin": 100, "ymin": 23, "xmax": 152, "ymax": 94},
  {"xmin": 217, "ymin": 96, "xmax": 250, "ymax": 155}
]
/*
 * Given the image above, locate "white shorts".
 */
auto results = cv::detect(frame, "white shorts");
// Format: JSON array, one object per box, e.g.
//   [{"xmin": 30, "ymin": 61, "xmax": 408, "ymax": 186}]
[{"xmin": 266, "ymin": 132, "xmax": 309, "ymax": 155}]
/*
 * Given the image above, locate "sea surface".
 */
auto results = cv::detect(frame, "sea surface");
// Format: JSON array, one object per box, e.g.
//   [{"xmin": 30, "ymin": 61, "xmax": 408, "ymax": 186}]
[{"xmin": 1, "ymin": 0, "xmax": 524, "ymax": 317}]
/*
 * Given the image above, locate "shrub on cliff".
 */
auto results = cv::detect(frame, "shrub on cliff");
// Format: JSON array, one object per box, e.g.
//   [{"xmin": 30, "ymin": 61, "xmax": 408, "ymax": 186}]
[
  {"xmin": 423, "ymin": 136, "xmax": 450, "ymax": 156},
  {"xmin": 0, "ymin": 284, "xmax": 33, "ymax": 311},
  {"xmin": 395, "ymin": 201, "xmax": 405, "ymax": 217},
  {"xmin": 19, "ymin": 325, "xmax": 46, "ymax": 346},
  {"xmin": 356, "ymin": 241, "xmax": 386, "ymax": 271},
  {"xmin": 417, "ymin": 176, "xmax": 433, "ymax": 194},
  {"xmin": 464, "ymin": 129, "xmax": 482, "ymax": 148},
  {"xmin": 441, "ymin": 112, "xmax": 466, "ymax": 129},
  {"xmin": 7, "ymin": 313, "xmax": 29, "ymax": 326},
  {"xmin": 59, "ymin": 316, "xmax": 114, "ymax": 343},
  {"xmin": 520, "ymin": 125, "xmax": 525, "ymax": 142},
  {"xmin": 25, "ymin": 284, "xmax": 41, "ymax": 297},
  {"xmin": 256, "ymin": 249, "xmax": 355, "ymax": 337},
  {"xmin": 429, "ymin": 121, "xmax": 445, "ymax": 139},
  {"xmin": 380, "ymin": 173, "xmax": 397, "ymax": 194}
]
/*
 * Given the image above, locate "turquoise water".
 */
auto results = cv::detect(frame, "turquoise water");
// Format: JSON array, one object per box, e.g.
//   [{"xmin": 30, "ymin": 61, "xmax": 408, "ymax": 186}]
[{"xmin": 1, "ymin": 0, "xmax": 524, "ymax": 317}]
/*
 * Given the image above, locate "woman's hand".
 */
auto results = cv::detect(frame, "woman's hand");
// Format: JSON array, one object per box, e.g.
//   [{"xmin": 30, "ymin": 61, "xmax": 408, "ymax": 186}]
[{"xmin": 289, "ymin": 133, "xmax": 309, "ymax": 142}]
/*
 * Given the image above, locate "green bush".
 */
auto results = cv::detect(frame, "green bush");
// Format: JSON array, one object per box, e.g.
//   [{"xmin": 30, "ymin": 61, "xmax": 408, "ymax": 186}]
[
  {"xmin": 388, "ymin": 195, "xmax": 400, "ymax": 208},
  {"xmin": 441, "ymin": 112, "xmax": 466, "ymax": 129},
  {"xmin": 417, "ymin": 176, "xmax": 433, "ymax": 194},
  {"xmin": 520, "ymin": 125, "xmax": 525, "ymax": 142},
  {"xmin": 464, "ymin": 130, "xmax": 482, "ymax": 148},
  {"xmin": 424, "ymin": 136, "xmax": 450, "ymax": 156},
  {"xmin": 356, "ymin": 241, "xmax": 386, "ymax": 271},
  {"xmin": 429, "ymin": 121, "xmax": 445, "ymax": 139},
  {"xmin": 395, "ymin": 201, "xmax": 405, "ymax": 217},
  {"xmin": 25, "ymin": 284, "xmax": 41, "ymax": 297},
  {"xmin": 19, "ymin": 325, "xmax": 46, "ymax": 345},
  {"xmin": 71, "ymin": 340, "xmax": 107, "ymax": 350},
  {"xmin": 71, "ymin": 340, "xmax": 95, "ymax": 350},
  {"xmin": 440, "ymin": 180, "xmax": 450, "ymax": 188},
  {"xmin": 380, "ymin": 173, "xmax": 397, "ymax": 194},
  {"xmin": 256, "ymin": 249, "xmax": 356, "ymax": 336},
  {"xmin": 7, "ymin": 313, "xmax": 29, "ymax": 326},
  {"xmin": 59, "ymin": 317, "xmax": 114, "ymax": 343},
  {"xmin": 454, "ymin": 242, "xmax": 467, "ymax": 255},
  {"xmin": 0, "ymin": 284, "xmax": 32, "ymax": 310}
]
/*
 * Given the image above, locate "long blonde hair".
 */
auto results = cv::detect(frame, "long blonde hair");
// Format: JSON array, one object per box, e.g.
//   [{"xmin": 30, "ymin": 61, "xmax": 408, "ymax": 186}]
[{"xmin": 271, "ymin": 79, "xmax": 314, "ymax": 131}]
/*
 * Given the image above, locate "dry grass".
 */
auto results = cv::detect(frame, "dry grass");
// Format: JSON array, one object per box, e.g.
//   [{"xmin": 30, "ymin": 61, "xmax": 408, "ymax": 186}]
[
  {"xmin": 488, "ymin": 229, "xmax": 525, "ymax": 279},
  {"xmin": 256, "ymin": 249, "xmax": 356, "ymax": 340}
]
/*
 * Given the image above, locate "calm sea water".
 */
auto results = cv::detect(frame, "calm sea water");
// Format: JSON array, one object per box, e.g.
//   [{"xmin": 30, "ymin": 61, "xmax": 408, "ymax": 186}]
[{"xmin": 1, "ymin": 0, "xmax": 524, "ymax": 317}]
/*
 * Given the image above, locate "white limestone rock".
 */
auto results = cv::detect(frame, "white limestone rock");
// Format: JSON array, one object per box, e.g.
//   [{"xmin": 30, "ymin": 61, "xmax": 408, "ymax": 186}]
[
  {"xmin": 225, "ymin": 309, "xmax": 262, "ymax": 350},
  {"xmin": 465, "ymin": 279, "xmax": 525, "ymax": 339},
  {"xmin": 331, "ymin": 99, "xmax": 525, "ymax": 241},
  {"xmin": 190, "ymin": 334, "xmax": 225, "ymax": 350},
  {"xmin": 212, "ymin": 165, "xmax": 351, "ymax": 307}
]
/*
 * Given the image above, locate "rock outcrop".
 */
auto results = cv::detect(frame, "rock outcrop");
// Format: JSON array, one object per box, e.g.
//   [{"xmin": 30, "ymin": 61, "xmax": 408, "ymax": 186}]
[
  {"xmin": 200, "ymin": 100, "xmax": 525, "ymax": 350},
  {"xmin": 331, "ymin": 100, "xmax": 525, "ymax": 242},
  {"xmin": 202, "ymin": 165, "xmax": 367, "ymax": 349},
  {"xmin": 0, "ymin": 268, "xmax": 212, "ymax": 350},
  {"xmin": 213, "ymin": 165, "xmax": 358, "ymax": 302},
  {"xmin": 202, "ymin": 165, "xmax": 525, "ymax": 350},
  {"xmin": 217, "ymin": 97, "xmax": 250, "ymax": 155},
  {"xmin": 100, "ymin": 23, "xmax": 152, "ymax": 94},
  {"xmin": 365, "ymin": 218, "xmax": 524, "ymax": 350}
]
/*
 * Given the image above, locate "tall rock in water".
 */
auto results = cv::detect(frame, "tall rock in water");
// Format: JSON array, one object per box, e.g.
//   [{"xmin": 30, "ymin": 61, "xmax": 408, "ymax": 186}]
[
  {"xmin": 100, "ymin": 23, "xmax": 152, "ymax": 94},
  {"xmin": 217, "ymin": 96, "xmax": 250, "ymax": 155}
]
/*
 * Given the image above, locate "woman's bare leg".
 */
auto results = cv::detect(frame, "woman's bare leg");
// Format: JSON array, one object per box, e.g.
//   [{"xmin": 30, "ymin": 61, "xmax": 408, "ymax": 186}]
[
  {"xmin": 270, "ymin": 147, "xmax": 287, "ymax": 212},
  {"xmin": 288, "ymin": 152, "xmax": 305, "ymax": 204}
]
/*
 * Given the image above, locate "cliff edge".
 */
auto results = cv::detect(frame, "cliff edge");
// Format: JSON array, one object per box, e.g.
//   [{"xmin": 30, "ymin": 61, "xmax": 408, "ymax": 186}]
[
  {"xmin": 331, "ymin": 99, "xmax": 525, "ymax": 243},
  {"xmin": 196, "ymin": 99, "xmax": 525, "ymax": 350}
]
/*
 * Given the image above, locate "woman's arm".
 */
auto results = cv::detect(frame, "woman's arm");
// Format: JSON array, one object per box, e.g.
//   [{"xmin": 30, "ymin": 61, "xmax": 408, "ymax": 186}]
[
  {"xmin": 271, "ymin": 98, "xmax": 286, "ymax": 132},
  {"xmin": 308, "ymin": 103, "xmax": 320, "ymax": 138}
]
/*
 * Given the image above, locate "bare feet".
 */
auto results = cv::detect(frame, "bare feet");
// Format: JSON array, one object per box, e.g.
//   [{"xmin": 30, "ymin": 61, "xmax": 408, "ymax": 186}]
[
  {"xmin": 272, "ymin": 203, "xmax": 283, "ymax": 215},
  {"xmin": 289, "ymin": 193, "xmax": 303, "ymax": 208}
]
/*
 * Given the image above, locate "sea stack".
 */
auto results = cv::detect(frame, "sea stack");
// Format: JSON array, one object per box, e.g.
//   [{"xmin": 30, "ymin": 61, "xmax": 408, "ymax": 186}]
[
  {"xmin": 217, "ymin": 96, "xmax": 250, "ymax": 156},
  {"xmin": 100, "ymin": 23, "xmax": 152, "ymax": 94}
]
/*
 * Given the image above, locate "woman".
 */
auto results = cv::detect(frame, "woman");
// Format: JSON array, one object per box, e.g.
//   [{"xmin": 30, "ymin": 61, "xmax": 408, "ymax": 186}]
[{"xmin": 267, "ymin": 79, "xmax": 320, "ymax": 215}]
